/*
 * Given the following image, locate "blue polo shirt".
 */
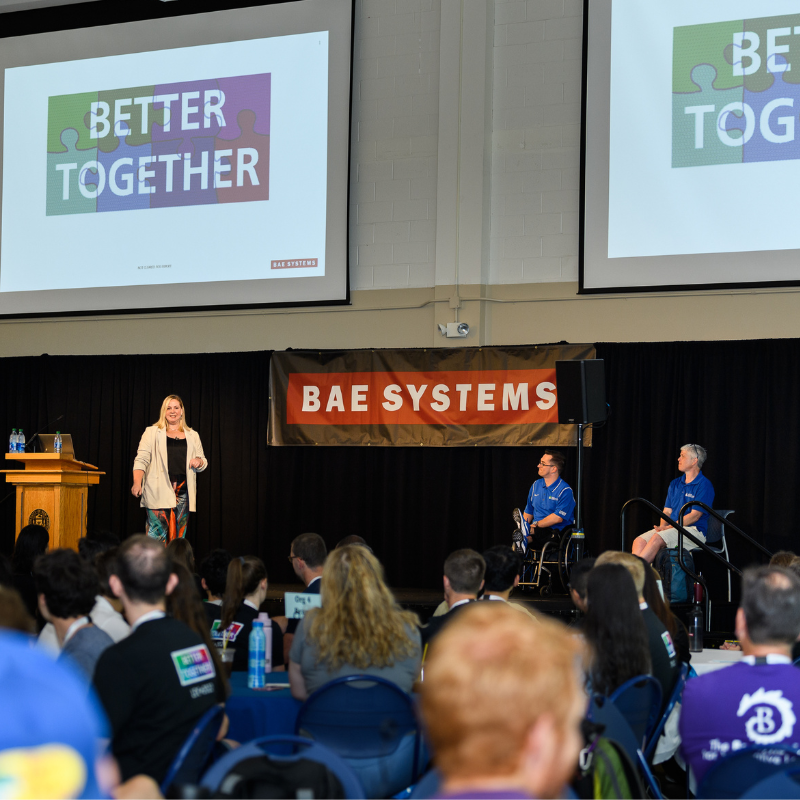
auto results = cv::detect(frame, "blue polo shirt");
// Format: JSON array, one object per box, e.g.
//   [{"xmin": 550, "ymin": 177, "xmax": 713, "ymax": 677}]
[
  {"xmin": 524, "ymin": 476, "xmax": 575, "ymax": 531},
  {"xmin": 665, "ymin": 471, "xmax": 715, "ymax": 534}
]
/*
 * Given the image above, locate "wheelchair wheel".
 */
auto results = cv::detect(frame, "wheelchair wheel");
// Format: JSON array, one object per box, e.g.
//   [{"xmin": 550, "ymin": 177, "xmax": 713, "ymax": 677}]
[{"xmin": 558, "ymin": 528, "xmax": 575, "ymax": 593}]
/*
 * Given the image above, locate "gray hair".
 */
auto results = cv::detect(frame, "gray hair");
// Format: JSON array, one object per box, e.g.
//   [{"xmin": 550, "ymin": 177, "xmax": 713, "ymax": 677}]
[
  {"xmin": 742, "ymin": 566, "xmax": 800, "ymax": 646},
  {"xmin": 680, "ymin": 443, "xmax": 707, "ymax": 469}
]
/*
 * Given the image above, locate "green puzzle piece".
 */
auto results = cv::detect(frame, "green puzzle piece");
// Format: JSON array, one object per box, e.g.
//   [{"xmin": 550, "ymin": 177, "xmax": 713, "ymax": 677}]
[
  {"xmin": 47, "ymin": 92, "xmax": 98, "ymax": 153},
  {"xmin": 673, "ymin": 18, "xmax": 746, "ymax": 93},
  {"xmin": 96, "ymin": 85, "xmax": 166, "ymax": 153},
  {"xmin": 46, "ymin": 129, "xmax": 98, "ymax": 215}
]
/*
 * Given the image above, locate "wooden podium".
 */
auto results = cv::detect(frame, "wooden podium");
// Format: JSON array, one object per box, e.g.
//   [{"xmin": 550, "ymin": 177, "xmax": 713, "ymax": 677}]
[{"xmin": 2, "ymin": 454, "xmax": 105, "ymax": 551}]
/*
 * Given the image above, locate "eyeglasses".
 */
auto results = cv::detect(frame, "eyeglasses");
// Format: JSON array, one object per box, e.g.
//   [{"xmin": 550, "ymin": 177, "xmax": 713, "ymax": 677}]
[
  {"xmin": 538, "ymin": 461, "xmax": 555, "ymax": 467},
  {"xmin": 287, "ymin": 554, "xmax": 298, "ymax": 563}
]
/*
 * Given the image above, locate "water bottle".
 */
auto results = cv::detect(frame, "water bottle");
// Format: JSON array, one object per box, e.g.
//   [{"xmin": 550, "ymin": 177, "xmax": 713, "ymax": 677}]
[
  {"xmin": 54, "ymin": 432, "xmax": 62, "ymax": 454},
  {"xmin": 9, "ymin": 429, "xmax": 17, "ymax": 453},
  {"xmin": 248, "ymin": 620, "xmax": 266, "ymax": 688},
  {"xmin": 258, "ymin": 612, "xmax": 273, "ymax": 674},
  {"xmin": 688, "ymin": 581, "xmax": 704, "ymax": 652},
  {"xmin": 17, "ymin": 430, "xmax": 25, "ymax": 454}
]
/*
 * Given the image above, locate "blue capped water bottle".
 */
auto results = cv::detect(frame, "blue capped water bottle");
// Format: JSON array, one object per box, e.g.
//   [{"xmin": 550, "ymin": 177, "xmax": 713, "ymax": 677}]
[
  {"xmin": 248, "ymin": 620, "xmax": 266, "ymax": 689},
  {"xmin": 17, "ymin": 430, "xmax": 25, "ymax": 453},
  {"xmin": 54, "ymin": 432, "xmax": 62, "ymax": 454}
]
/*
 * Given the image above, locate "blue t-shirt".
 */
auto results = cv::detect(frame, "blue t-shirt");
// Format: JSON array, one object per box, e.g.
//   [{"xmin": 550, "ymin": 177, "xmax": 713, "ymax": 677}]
[
  {"xmin": 523, "ymin": 476, "xmax": 575, "ymax": 530},
  {"xmin": 665, "ymin": 471, "xmax": 715, "ymax": 534}
]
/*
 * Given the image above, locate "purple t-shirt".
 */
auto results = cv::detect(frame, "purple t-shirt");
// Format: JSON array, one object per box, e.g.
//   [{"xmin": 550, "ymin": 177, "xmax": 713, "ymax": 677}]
[{"xmin": 679, "ymin": 661, "xmax": 800, "ymax": 784}]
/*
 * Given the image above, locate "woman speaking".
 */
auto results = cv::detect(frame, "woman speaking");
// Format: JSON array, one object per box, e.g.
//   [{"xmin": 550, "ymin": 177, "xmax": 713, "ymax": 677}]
[{"xmin": 131, "ymin": 395, "xmax": 207, "ymax": 543}]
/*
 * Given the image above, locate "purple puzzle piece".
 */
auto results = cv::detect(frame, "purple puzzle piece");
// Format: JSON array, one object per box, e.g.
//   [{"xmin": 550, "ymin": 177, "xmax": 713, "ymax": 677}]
[
  {"xmin": 151, "ymin": 79, "xmax": 223, "ymax": 145},
  {"xmin": 149, "ymin": 136, "xmax": 218, "ymax": 209},
  {"xmin": 215, "ymin": 73, "xmax": 271, "ymax": 141}
]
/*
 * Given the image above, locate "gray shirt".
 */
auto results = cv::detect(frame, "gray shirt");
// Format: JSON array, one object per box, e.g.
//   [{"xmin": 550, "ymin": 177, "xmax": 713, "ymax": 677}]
[
  {"xmin": 290, "ymin": 617, "xmax": 422, "ymax": 694},
  {"xmin": 60, "ymin": 624, "xmax": 114, "ymax": 681}
]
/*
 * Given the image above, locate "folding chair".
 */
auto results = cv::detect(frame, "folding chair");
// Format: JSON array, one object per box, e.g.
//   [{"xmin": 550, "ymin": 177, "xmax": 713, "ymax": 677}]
[
  {"xmin": 608, "ymin": 674, "xmax": 662, "ymax": 751},
  {"xmin": 645, "ymin": 662, "xmax": 688, "ymax": 760},
  {"xmin": 160, "ymin": 704, "xmax": 224, "ymax": 795},
  {"xmin": 697, "ymin": 744, "xmax": 800, "ymax": 799}
]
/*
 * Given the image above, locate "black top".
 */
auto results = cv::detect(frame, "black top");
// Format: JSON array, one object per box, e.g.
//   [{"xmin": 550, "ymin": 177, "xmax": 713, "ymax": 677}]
[
  {"xmin": 420, "ymin": 600, "xmax": 473, "ymax": 648},
  {"xmin": 93, "ymin": 616, "xmax": 225, "ymax": 783},
  {"xmin": 166, "ymin": 435, "xmax": 187, "ymax": 483},
  {"xmin": 206, "ymin": 603, "xmax": 285, "ymax": 672},
  {"xmin": 642, "ymin": 606, "xmax": 680, "ymax": 709}
]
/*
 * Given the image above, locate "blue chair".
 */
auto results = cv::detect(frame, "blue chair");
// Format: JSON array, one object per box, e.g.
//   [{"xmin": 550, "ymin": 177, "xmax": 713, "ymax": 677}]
[
  {"xmin": 295, "ymin": 675, "xmax": 424, "ymax": 799},
  {"xmin": 740, "ymin": 763, "xmax": 800, "ymax": 798},
  {"xmin": 697, "ymin": 744, "xmax": 800, "ymax": 799},
  {"xmin": 408, "ymin": 768, "xmax": 441, "ymax": 799},
  {"xmin": 200, "ymin": 734, "xmax": 365, "ymax": 799},
  {"xmin": 587, "ymin": 694, "xmax": 663, "ymax": 799},
  {"xmin": 645, "ymin": 662, "xmax": 689, "ymax": 760},
  {"xmin": 160, "ymin": 704, "xmax": 224, "ymax": 795},
  {"xmin": 608, "ymin": 674, "xmax": 662, "ymax": 751}
]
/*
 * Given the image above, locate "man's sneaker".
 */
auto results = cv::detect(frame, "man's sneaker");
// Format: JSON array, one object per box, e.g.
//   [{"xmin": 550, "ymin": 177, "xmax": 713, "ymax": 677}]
[{"xmin": 512, "ymin": 507, "xmax": 523, "ymax": 529}]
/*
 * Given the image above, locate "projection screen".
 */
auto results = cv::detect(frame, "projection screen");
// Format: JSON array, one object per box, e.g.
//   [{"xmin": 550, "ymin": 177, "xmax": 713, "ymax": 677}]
[
  {"xmin": 582, "ymin": 0, "xmax": 800, "ymax": 292},
  {"xmin": 0, "ymin": 0, "xmax": 353, "ymax": 316}
]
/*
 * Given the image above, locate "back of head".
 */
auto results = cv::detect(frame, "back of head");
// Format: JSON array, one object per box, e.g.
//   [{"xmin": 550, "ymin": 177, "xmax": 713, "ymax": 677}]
[
  {"xmin": 199, "ymin": 549, "xmax": 232, "ymax": 596},
  {"xmin": 770, "ymin": 550, "xmax": 796, "ymax": 568},
  {"xmin": 444, "ymin": 549, "xmax": 486, "ymax": 595},
  {"xmin": 568, "ymin": 557, "xmax": 596, "ymax": 600},
  {"xmin": 0, "ymin": 586, "xmax": 36, "ymax": 634},
  {"xmin": 221, "ymin": 556, "xmax": 266, "ymax": 629},
  {"xmin": 585, "ymin": 563, "xmax": 651, "ymax": 696},
  {"xmin": 166, "ymin": 538, "xmax": 195, "ymax": 574},
  {"xmin": 741, "ymin": 566, "xmax": 800, "ymax": 646},
  {"xmin": 115, "ymin": 535, "xmax": 172, "ymax": 605},
  {"xmin": 94, "ymin": 549, "xmax": 119, "ymax": 599},
  {"xmin": 12, "ymin": 525, "xmax": 49, "ymax": 573},
  {"xmin": 482, "ymin": 546, "xmax": 522, "ymax": 593},
  {"xmin": 420, "ymin": 603, "xmax": 582, "ymax": 790},
  {"xmin": 77, "ymin": 531, "xmax": 120, "ymax": 563},
  {"xmin": 33, "ymin": 549, "xmax": 99, "ymax": 619},
  {"xmin": 595, "ymin": 550, "xmax": 645, "ymax": 596},
  {"xmin": 334, "ymin": 534, "xmax": 372, "ymax": 553},
  {"xmin": 640, "ymin": 559, "xmax": 676, "ymax": 639},
  {"xmin": 291, "ymin": 533, "xmax": 327, "ymax": 568}
]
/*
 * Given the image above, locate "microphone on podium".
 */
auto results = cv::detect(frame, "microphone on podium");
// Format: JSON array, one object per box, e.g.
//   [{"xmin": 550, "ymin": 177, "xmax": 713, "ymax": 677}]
[{"xmin": 25, "ymin": 414, "xmax": 65, "ymax": 453}]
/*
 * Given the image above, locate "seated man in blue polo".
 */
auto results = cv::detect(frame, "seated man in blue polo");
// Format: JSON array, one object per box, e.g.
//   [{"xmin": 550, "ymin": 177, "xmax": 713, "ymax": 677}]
[
  {"xmin": 632, "ymin": 443, "xmax": 715, "ymax": 564},
  {"xmin": 522, "ymin": 450, "xmax": 575, "ymax": 548}
]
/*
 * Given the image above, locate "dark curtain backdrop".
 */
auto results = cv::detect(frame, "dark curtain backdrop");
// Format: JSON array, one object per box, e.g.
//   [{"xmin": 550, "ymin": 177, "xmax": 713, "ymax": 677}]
[{"xmin": 0, "ymin": 340, "xmax": 792, "ymax": 590}]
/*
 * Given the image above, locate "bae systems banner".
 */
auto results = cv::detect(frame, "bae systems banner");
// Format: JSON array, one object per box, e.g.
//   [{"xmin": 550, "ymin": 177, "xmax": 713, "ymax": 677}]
[{"xmin": 268, "ymin": 345, "xmax": 595, "ymax": 446}]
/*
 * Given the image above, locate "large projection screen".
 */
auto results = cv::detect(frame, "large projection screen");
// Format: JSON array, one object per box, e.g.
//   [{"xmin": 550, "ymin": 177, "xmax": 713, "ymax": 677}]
[
  {"xmin": 582, "ymin": 0, "xmax": 800, "ymax": 293},
  {"xmin": 0, "ymin": 0, "xmax": 352, "ymax": 317}
]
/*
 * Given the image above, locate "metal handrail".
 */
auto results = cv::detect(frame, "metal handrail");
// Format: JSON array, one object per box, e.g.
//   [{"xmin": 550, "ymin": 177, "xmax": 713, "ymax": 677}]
[{"xmin": 677, "ymin": 501, "xmax": 772, "ymax": 560}]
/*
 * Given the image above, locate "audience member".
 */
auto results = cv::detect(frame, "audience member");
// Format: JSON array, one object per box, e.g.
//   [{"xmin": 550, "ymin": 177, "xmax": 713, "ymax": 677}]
[
  {"xmin": 335, "ymin": 534, "xmax": 373, "ymax": 552},
  {"xmin": 11, "ymin": 524, "xmax": 49, "ymax": 620},
  {"xmin": 583, "ymin": 563, "xmax": 651, "ymax": 695},
  {"xmin": 770, "ymin": 550, "xmax": 796, "ymax": 567},
  {"xmin": 595, "ymin": 550, "xmax": 679, "ymax": 704},
  {"xmin": 33, "ymin": 549, "xmax": 114, "ymax": 681},
  {"xmin": 166, "ymin": 538, "xmax": 204, "ymax": 597},
  {"xmin": 480, "ymin": 545, "xmax": 538, "ymax": 620},
  {"xmin": 289, "ymin": 545, "xmax": 421, "ymax": 700},
  {"xmin": 680, "ymin": 566, "xmax": 800, "ymax": 785},
  {"xmin": 420, "ymin": 603, "xmax": 584, "ymax": 800},
  {"xmin": 276, "ymin": 532, "xmax": 327, "ymax": 636},
  {"xmin": 77, "ymin": 531, "xmax": 120, "ymax": 564},
  {"xmin": 198, "ymin": 548, "xmax": 231, "ymax": 611},
  {"xmin": 640, "ymin": 557, "xmax": 690, "ymax": 665},
  {"xmin": 0, "ymin": 585, "xmax": 36, "ymax": 633},
  {"xmin": 206, "ymin": 555, "xmax": 284, "ymax": 673},
  {"xmin": 421, "ymin": 549, "xmax": 485, "ymax": 647},
  {"xmin": 93, "ymin": 535, "xmax": 226, "ymax": 785},
  {"xmin": 567, "ymin": 557, "xmax": 595, "ymax": 615}
]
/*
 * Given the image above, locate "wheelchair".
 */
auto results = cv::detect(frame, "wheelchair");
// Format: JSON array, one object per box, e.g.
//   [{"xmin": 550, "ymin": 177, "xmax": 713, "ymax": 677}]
[{"xmin": 511, "ymin": 509, "xmax": 577, "ymax": 596}]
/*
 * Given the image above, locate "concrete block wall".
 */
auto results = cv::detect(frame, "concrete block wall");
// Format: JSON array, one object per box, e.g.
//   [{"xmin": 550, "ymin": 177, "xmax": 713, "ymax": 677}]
[
  {"xmin": 490, "ymin": 0, "xmax": 583, "ymax": 284},
  {"xmin": 351, "ymin": 0, "xmax": 441, "ymax": 290}
]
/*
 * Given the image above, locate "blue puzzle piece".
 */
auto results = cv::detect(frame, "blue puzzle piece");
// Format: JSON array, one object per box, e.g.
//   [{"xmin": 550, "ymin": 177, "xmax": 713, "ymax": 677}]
[{"xmin": 98, "ymin": 121, "xmax": 152, "ymax": 213}]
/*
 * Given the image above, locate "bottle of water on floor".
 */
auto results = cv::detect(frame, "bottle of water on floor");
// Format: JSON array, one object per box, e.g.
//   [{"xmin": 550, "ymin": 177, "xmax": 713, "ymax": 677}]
[{"xmin": 248, "ymin": 620, "xmax": 266, "ymax": 689}]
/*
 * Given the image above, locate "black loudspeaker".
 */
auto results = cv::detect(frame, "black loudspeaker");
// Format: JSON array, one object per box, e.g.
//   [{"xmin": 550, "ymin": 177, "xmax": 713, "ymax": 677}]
[{"xmin": 556, "ymin": 360, "xmax": 606, "ymax": 424}]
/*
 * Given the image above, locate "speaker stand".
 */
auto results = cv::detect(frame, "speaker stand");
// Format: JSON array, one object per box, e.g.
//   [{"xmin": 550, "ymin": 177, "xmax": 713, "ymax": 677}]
[{"xmin": 572, "ymin": 422, "xmax": 586, "ymax": 561}]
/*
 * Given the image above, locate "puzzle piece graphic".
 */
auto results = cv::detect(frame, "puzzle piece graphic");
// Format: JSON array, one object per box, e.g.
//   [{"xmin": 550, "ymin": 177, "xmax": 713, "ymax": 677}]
[
  {"xmin": 216, "ymin": 110, "xmax": 269, "ymax": 204},
  {"xmin": 673, "ymin": 18, "xmax": 746, "ymax": 94},
  {"xmin": 215, "ymin": 73, "xmax": 271, "ymax": 141},
  {"xmin": 98, "ymin": 121, "xmax": 153, "ymax": 213},
  {"xmin": 46, "ymin": 128, "xmax": 98, "ymax": 215},
  {"xmin": 47, "ymin": 92, "xmax": 98, "ymax": 153},
  {"xmin": 97, "ymin": 85, "xmax": 165, "ymax": 154},
  {"xmin": 673, "ymin": 64, "xmax": 745, "ymax": 168},
  {"xmin": 151, "ymin": 80, "xmax": 223, "ymax": 146},
  {"xmin": 743, "ymin": 13, "xmax": 800, "ymax": 91},
  {"xmin": 150, "ymin": 136, "xmax": 218, "ymax": 209}
]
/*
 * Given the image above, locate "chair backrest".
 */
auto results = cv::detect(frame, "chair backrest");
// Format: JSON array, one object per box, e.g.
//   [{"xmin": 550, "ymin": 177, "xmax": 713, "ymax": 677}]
[
  {"xmin": 608, "ymin": 674, "xmax": 662, "ymax": 749},
  {"xmin": 739, "ymin": 764, "xmax": 800, "ymax": 798},
  {"xmin": 697, "ymin": 744, "xmax": 800, "ymax": 799},
  {"xmin": 408, "ymin": 768, "xmax": 441, "ymax": 799},
  {"xmin": 705, "ymin": 509, "xmax": 734, "ymax": 544},
  {"xmin": 200, "ymin": 734, "xmax": 366, "ymax": 799},
  {"xmin": 645, "ymin": 662, "xmax": 689, "ymax": 759},
  {"xmin": 295, "ymin": 675, "xmax": 421, "ymax": 768},
  {"xmin": 160, "ymin": 704, "xmax": 224, "ymax": 794}
]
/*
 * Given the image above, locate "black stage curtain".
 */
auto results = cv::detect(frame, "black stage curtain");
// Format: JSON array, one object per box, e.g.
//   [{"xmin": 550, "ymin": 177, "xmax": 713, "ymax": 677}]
[{"xmin": 0, "ymin": 340, "xmax": 793, "ymax": 592}]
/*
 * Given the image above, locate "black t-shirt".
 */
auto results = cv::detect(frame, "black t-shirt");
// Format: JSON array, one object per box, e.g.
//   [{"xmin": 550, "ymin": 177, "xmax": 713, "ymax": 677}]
[
  {"xmin": 206, "ymin": 603, "xmax": 284, "ymax": 672},
  {"xmin": 93, "ymin": 616, "xmax": 224, "ymax": 783},
  {"xmin": 642, "ymin": 605, "xmax": 679, "ymax": 707},
  {"xmin": 166, "ymin": 436, "xmax": 187, "ymax": 483}
]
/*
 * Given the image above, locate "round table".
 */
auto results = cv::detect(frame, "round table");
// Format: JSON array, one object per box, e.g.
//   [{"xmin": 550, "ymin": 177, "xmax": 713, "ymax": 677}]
[
  {"xmin": 690, "ymin": 648, "xmax": 743, "ymax": 676},
  {"xmin": 225, "ymin": 672, "xmax": 302, "ymax": 743}
]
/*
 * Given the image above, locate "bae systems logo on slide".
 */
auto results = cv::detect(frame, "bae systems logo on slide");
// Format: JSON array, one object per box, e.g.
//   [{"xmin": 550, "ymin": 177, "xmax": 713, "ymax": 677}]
[
  {"xmin": 673, "ymin": 14, "xmax": 800, "ymax": 167},
  {"xmin": 46, "ymin": 73, "xmax": 270, "ymax": 215}
]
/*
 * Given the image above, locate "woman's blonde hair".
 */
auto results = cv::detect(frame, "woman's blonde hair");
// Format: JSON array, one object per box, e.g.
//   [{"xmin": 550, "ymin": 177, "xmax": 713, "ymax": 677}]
[
  {"xmin": 306, "ymin": 545, "xmax": 420, "ymax": 670},
  {"xmin": 154, "ymin": 395, "xmax": 192, "ymax": 431}
]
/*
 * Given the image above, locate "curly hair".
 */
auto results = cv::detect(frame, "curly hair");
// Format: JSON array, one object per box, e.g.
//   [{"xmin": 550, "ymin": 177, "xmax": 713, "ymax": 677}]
[{"xmin": 305, "ymin": 545, "xmax": 420, "ymax": 670}]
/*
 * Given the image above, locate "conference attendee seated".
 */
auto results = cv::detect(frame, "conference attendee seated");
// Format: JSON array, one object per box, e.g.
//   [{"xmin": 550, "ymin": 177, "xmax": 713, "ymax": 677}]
[
  {"xmin": 419, "ymin": 602, "xmax": 585, "ymax": 799},
  {"xmin": 480, "ymin": 545, "xmax": 537, "ymax": 620},
  {"xmin": 420, "ymin": 549, "xmax": 485, "ymax": 648},
  {"xmin": 640, "ymin": 557, "xmax": 690, "ymax": 665},
  {"xmin": 289, "ymin": 544, "xmax": 421, "ymax": 700},
  {"xmin": 595, "ymin": 551, "xmax": 679, "ymax": 704},
  {"xmin": 77, "ymin": 530, "xmax": 120, "ymax": 563},
  {"xmin": 567, "ymin": 557, "xmax": 595, "ymax": 615},
  {"xmin": 0, "ymin": 586, "xmax": 36, "ymax": 634},
  {"xmin": 275, "ymin": 532, "xmax": 327, "ymax": 636},
  {"xmin": 167, "ymin": 538, "xmax": 204, "ymax": 597},
  {"xmin": 93, "ymin": 535, "xmax": 227, "ymax": 786},
  {"xmin": 205, "ymin": 555, "xmax": 284, "ymax": 672},
  {"xmin": 583, "ymin": 563, "xmax": 651, "ymax": 695},
  {"xmin": 334, "ymin": 534, "xmax": 373, "ymax": 552},
  {"xmin": 33, "ymin": 548, "xmax": 114, "ymax": 681},
  {"xmin": 770, "ymin": 550, "xmax": 797, "ymax": 567},
  {"xmin": 631, "ymin": 443, "xmax": 714, "ymax": 563},
  {"xmin": 680, "ymin": 566, "xmax": 800, "ymax": 785},
  {"xmin": 11, "ymin": 523, "xmax": 49, "ymax": 621},
  {"xmin": 198, "ymin": 548, "xmax": 232, "ymax": 618}
]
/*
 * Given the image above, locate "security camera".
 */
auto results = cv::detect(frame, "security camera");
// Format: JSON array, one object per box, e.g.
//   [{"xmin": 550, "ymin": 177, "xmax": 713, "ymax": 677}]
[{"xmin": 438, "ymin": 322, "xmax": 470, "ymax": 338}]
